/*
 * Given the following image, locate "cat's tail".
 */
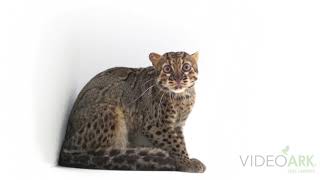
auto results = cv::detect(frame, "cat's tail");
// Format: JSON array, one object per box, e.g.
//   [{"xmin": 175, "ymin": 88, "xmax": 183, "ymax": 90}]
[{"xmin": 58, "ymin": 147, "xmax": 176, "ymax": 171}]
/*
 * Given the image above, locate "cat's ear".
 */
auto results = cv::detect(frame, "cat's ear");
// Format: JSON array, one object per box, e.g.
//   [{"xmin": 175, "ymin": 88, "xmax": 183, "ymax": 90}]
[
  {"xmin": 191, "ymin": 52, "xmax": 199, "ymax": 63},
  {"xmin": 149, "ymin": 52, "xmax": 162, "ymax": 67}
]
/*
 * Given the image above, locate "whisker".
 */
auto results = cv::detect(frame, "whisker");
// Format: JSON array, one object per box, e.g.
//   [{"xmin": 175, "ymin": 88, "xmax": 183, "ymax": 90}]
[
  {"xmin": 129, "ymin": 84, "xmax": 155, "ymax": 105},
  {"xmin": 158, "ymin": 92, "xmax": 165, "ymax": 109},
  {"xmin": 157, "ymin": 91, "xmax": 166, "ymax": 117},
  {"xmin": 142, "ymin": 79, "xmax": 154, "ymax": 87}
]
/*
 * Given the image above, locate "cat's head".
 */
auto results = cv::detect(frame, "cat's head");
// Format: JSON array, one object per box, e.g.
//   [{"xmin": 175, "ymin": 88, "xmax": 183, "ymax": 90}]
[{"xmin": 149, "ymin": 51, "xmax": 199, "ymax": 93}]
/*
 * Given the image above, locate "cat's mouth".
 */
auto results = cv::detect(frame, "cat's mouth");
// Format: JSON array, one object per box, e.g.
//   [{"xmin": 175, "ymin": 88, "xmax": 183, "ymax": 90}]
[
  {"xmin": 170, "ymin": 88, "xmax": 186, "ymax": 93},
  {"xmin": 164, "ymin": 84, "xmax": 190, "ymax": 94},
  {"xmin": 157, "ymin": 80, "xmax": 193, "ymax": 94}
]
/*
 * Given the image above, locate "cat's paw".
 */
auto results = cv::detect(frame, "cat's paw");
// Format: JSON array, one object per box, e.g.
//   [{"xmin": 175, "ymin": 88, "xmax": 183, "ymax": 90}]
[
  {"xmin": 189, "ymin": 158, "xmax": 206, "ymax": 173},
  {"xmin": 178, "ymin": 158, "xmax": 206, "ymax": 173}
]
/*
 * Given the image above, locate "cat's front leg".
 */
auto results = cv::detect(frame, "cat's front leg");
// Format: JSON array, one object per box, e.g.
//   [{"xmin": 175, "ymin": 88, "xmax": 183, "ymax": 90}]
[{"xmin": 142, "ymin": 124, "xmax": 206, "ymax": 173}]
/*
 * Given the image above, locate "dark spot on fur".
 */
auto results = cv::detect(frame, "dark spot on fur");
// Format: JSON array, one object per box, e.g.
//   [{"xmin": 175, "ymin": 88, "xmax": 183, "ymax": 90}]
[
  {"xmin": 159, "ymin": 143, "xmax": 165, "ymax": 147},
  {"xmin": 107, "ymin": 112, "xmax": 113, "ymax": 119},
  {"xmin": 156, "ymin": 157, "xmax": 174, "ymax": 165},
  {"xmin": 79, "ymin": 127, "xmax": 85, "ymax": 134},
  {"xmin": 93, "ymin": 122, "xmax": 98, "ymax": 129},
  {"xmin": 92, "ymin": 150, "xmax": 106, "ymax": 156},
  {"xmin": 147, "ymin": 125, "xmax": 152, "ymax": 130},
  {"xmin": 89, "ymin": 132, "xmax": 94, "ymax": 139},
  {"xmin": 155, "ymin": 152, "xmax": 166, "ymax": 157},
  {"xmin": 109, "ymin": 149, "xmax": 121, "ymax": 156},
  {"xmin": 143, "ymin": 155, "xmax": 151, "ymax": 161},
  {"xmin": 78, "ymin": 155, "xmax": 89, "ymax": 164},
  {"xmin": 82, "ymin": 144, "xmax": 87, "ymax": 149},
  {"xmin": 139, "ymin": 150, "xmax": 148, "ymax": 156},
  {"xmin": 90, "ymin": 141, "xmax": 97, "ymax": 148},
  {"xmin": 76, "ymin": 138, "xmax": 81, "ymax": 145},
  {"xmin": 112, "ymin": 155, "xmax": 126, "ymax": 163},
  {"xmin": 156, "ymin": 131, "xmax": 161, "ymax": 135},
  {"xmin": 109, "ymin": 106, "xmax": 115, "ymax": 112},
  {"xmin": 92, "ymin": 157, "xmax": 105, "ymax": 166},
  {"xmin": 127, "ymin": 155, "xmax": 139, "ymax": 164},
  {"xmin": 111, "ymin": 125, "xmax": 115, "ymax": 130},
  {"xmin": 102, "ymin": 137, "xmax": 107, "ymax": 142},
  {"xmin": 126, "ymin": 149, "xmax": 135, "ymax": 154},
  {"xmin": 87, "ymin": 123, "xmax": 91, "ymax": 128},
  {"xmin": 98, "ymin": 135, "xmax": 103, "ymax": 142},
  {"xmin": 103, "ymin": 164, "xmax": 112, "ymax": 169}
]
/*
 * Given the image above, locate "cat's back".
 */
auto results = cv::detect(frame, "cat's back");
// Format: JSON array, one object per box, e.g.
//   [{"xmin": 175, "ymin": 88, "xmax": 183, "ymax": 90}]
[
  {"xmin": 72, "ymin": 66, "xmax": 155, "ymax": 111},
  {"xmin": 85, "ymin": 67, "xmax": 137, "ymax": 89}
]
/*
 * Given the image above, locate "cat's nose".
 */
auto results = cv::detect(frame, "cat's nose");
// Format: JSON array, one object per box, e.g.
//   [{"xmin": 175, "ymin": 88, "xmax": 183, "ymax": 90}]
[
  {"xmin": 175, "ymin": 74, "xmax": 182, "ymax": 82},
  {"xmin": 175, "ymin": 74, "xmax": 182, "ymax": 87}
]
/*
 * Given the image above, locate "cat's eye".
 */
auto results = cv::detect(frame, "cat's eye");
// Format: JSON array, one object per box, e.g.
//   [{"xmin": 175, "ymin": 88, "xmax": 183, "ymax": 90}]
[
  {"xmin": 182, "ymin": 63, "xmax": 192, "ymax": 72},
  {"xmin": 163, "ymin": 65, "xmax": 172, "ymax": 73}
]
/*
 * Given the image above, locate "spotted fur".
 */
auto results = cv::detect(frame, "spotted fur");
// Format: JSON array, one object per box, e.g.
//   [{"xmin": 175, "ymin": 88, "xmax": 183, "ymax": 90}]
[{"xmin": 58, "ymin": 52, "xmax": 205, "ymax": 172}]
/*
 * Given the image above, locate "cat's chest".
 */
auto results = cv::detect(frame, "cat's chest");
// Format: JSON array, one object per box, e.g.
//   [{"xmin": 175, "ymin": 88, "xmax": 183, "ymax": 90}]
[{"xmin": 163, "ymin": 97, "xmax": 195, "ymax": 126}]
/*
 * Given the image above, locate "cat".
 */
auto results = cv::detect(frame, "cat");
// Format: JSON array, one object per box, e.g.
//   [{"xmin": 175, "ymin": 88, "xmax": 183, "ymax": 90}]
[{"xmin": 58, "ymin": 51, "xmax": 206, "ymax": 172}]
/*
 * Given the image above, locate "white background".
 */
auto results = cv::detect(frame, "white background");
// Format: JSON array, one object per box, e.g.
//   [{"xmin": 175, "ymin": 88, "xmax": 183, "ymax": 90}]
[{"xmin": 0, "ymin": 0, "xmax": 319, "ymax": 179}]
